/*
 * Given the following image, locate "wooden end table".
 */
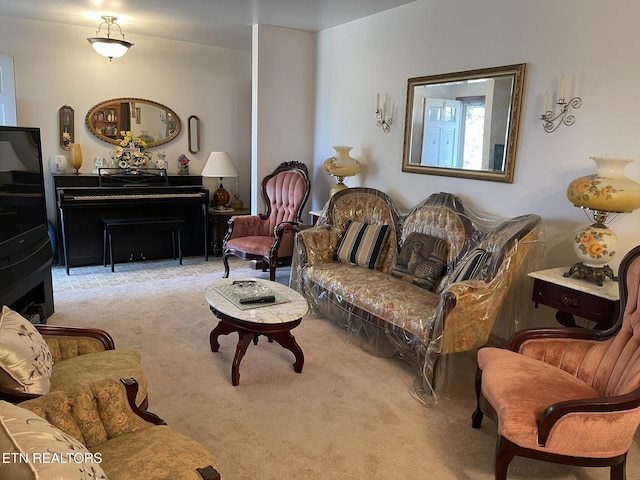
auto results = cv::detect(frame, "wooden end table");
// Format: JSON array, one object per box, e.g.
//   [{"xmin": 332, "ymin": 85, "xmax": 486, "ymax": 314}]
[
  {"xmin": 528, "ymin": 267, "xmax": 620, "ymax": 330},
  {"xmin": 208, "ymin": 208, "xmax": 251, "ymax": 256},
  {"xmin": 205, "ymin": 278, "xmax": 308, "ymax": 385}
]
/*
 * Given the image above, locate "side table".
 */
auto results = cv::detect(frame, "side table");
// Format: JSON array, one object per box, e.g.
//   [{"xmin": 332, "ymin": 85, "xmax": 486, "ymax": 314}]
[
  {"xmin": 208, "ymin": 208, "xmax": 250, "ymax": 256},
  {"xmin": 528, "ymin": 267, "xmax": 620, "ymax": 330}
]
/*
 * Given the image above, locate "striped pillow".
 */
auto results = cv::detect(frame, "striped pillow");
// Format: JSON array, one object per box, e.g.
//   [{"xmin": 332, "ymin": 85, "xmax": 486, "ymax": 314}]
[
  {"xmin": 451, "ymin": 248, "xmax": 491, "ymax": 283},
  {"xmin": 336, "ymin": 221, "xmax": 391, "ymax": 269}
]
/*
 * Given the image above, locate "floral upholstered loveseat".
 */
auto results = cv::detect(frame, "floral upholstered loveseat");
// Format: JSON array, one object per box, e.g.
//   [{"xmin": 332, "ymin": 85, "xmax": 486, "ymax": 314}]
[
  {"xmin": 0, "ymin": 378, "xmax": 221, "ymax": 480},
  {"xmin": 291, "ymin": 188, "xmax": 543, "ymax": 406},
  {"xmin": 0, "ymin": 306, "xmax": 148, "ymax": 408}
]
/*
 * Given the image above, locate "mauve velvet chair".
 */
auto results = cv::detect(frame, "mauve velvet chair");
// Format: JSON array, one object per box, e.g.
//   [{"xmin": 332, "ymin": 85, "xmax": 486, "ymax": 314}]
[
  {"xmin": 472, "ymin": 244, "xmax": 640, "ymax": 480},
  {"xmin": 222, "ymin": 161, "xmax": 310, "ymax": 281}
]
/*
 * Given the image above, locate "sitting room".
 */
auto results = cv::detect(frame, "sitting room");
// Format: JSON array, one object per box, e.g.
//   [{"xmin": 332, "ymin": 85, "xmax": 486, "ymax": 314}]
[{"xmin": 1, "ymin": 0, "xmax": 640, "ymax": 479}]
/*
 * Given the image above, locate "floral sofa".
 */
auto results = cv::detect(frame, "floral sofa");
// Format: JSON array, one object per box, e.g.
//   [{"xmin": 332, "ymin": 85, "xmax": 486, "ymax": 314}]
[
  {"xmin": 0, "ymin": 378, "xmax": 220, "ymax": 480},
  {"xmin": 0, "ymin": 306, "xmax": 148, "ymax": 408},
  {"xmin": 291, "ymin": 188, "xmax": 543, "ymax": 406}
]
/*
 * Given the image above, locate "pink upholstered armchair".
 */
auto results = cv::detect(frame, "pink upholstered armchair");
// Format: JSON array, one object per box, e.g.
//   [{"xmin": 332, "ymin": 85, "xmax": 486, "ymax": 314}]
[
  {"xmin": 472, "ymin": 244, "xmax": 640, "ymax": 479},
  {"xmin": 223, "ymin": 161, "xmax": 310, "ymax": 281}
]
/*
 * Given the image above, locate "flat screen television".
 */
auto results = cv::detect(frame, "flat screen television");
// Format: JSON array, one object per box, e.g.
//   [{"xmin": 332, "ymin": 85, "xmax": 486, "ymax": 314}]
[{"xmin": 0, "ymin": 125, "xmax": 49, "ymax": 263}]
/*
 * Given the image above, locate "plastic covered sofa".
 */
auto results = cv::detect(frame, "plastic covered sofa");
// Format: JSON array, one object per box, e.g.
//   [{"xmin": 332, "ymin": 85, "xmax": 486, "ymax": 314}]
[
  {"xmin": 291, "ymin": 188, "xmax": 544, "ymax": 406},
  {"xmin": 0, "ymin": 306, "xmax": 148, "ymax": 408},
  {"xmin": 0, "ymin": 378, "xmax": 221, "ymax": 480}
]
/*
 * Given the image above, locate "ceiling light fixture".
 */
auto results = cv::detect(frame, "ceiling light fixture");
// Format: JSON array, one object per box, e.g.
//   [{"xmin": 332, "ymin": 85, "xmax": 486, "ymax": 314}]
[{"xmin": 87, "ymin": 16, "xmax": 133, "ymax": 61}]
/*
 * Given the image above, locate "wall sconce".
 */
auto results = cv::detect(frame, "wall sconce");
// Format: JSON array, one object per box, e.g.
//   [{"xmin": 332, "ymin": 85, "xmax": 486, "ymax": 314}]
[
  {"xmin": 87, "ymin": 16, "xmax": 134, "ymax": 61},
  {"xmin": 375, "ymin": 93, "xmax": 393, "ymax": 133},
  {"xmin": 540, "ymin": 75, "xmax": 582, "ymax": 133}
]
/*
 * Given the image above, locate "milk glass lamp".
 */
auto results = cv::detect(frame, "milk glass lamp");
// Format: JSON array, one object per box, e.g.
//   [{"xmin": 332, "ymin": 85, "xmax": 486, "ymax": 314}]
[
  {"xmin": 201, "ymin": 152, "xmax": 238, "ymax": 209},
  {"xmin": 565, "ymin": 155, "xmax": 640, "ymax": 285},
  {"xmin": 322, "ymin": 145, "xmax": 361, "ymax": 196}
]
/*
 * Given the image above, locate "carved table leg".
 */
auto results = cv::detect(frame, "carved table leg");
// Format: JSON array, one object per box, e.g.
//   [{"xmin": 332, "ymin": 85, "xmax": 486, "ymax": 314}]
[
  {"xmin": 209, "ymin": 320, "xmax": 238, "ymax": 352},
  {"xmin": 232, "ymin": 331, "xmax": 254, "ymax": 386},
  {"xmin": 268, "ymin": 330, "xmax": 305, "ymax": 373}
]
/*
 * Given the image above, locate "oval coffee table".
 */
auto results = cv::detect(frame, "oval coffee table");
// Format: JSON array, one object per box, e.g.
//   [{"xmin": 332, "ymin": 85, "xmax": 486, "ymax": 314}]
[{"xmin": 205, "ymin": 278, "xmax": 308, "ymax": 386}]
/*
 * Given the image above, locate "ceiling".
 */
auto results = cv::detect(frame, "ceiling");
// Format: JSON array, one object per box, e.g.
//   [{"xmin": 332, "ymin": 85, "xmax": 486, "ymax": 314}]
[{"xmin": 0, "ymin": 0, "xmax": 416, "ymax": 51}]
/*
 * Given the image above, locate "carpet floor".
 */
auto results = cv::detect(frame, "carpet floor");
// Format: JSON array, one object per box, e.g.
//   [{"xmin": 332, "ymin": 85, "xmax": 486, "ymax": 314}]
[{"xmin": 48, "ymin": 258, "xmax": 640, "ymax": 479}]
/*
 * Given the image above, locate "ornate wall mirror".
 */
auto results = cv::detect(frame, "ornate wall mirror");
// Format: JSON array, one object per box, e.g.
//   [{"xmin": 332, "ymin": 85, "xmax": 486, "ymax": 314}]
[
  {"xmin": 59, "ymin": 105, "xmax": 74, "ymax": 150},
  {"xmin": 85, "ymin": 97, "xmax": 181, "ymax": 148},
  {"xmin": 188, "ymin": 115, "xmax": 200, "ymax": 154},
  {"xmin": 402, "ymin": 63, "xmax": 526, "ymax": 183}
]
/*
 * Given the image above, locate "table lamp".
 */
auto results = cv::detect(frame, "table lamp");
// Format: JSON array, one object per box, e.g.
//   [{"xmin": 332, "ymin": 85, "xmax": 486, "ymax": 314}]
[
  {"xmin": 201, "ymin": 151, "xmax": 238, "ymax": 209},
  {"xmin": 322, "ymin": 145, "xmax": 361, "ymax": 196},
  {"xmin": 565, "ymin": 155, "xmax": 640, "ymax": 285}
]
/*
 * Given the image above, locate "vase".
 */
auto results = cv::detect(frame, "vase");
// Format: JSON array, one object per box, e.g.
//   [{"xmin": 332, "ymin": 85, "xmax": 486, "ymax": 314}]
[
  {"xmin": 48, "ymin": 155, "xmax": 67, "ymax": 174},
  {"xmin": 69, "ymin": 143, "xmax": 83, "ymax": 175},
  {"xmin": 322, "ymin": 145, "xmax": 361, "ymax": 196}
]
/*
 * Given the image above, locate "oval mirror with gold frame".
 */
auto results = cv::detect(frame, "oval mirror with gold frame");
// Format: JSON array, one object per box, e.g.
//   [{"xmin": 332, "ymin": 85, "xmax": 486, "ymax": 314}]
[
  {"xmin": 402, "ymin": 63, "xmax": 526, "ymax": 183},
  {"xmin": 85, "ymin": 97, "xmax": 181, "ymax": 148}
]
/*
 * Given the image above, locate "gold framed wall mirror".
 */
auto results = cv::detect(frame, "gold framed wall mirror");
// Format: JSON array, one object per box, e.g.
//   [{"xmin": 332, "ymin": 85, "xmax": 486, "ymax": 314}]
[
  {"xmin": 85, "ymin": 97, "xmax": 181, "ymax": 148},
  {"xmin": 402, "ymin": 63, "xmax": 526, "ymax": 183}
]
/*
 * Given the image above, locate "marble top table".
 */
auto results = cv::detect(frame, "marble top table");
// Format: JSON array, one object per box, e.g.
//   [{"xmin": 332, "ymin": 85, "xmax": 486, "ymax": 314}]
[
  {"xmin": 205, "ymin": 278, "xmax": 308, "ymax": 386},
  {"xmin": 528, "ymin": 267, "xmax": 620, "ymax": 329},
  {"xmin": 528, "ymin": 267, "xmax": 619, "ymax": 301}
]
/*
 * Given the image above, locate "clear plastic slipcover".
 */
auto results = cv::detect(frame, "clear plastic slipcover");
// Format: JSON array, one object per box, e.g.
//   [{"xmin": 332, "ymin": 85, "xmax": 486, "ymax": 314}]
[{"xmin": 290, "ymin": 188, "xmax": 544, "ymax": 407}]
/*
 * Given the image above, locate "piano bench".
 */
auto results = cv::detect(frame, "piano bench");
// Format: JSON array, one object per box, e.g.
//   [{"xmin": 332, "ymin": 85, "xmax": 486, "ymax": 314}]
[{"xmin": 102, "ymin": 217, "xmax": 185, "ymax": 272}]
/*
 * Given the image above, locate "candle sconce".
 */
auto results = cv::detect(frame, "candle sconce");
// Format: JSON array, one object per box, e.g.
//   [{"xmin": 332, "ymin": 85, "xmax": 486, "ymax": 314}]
[
  {"xmin": 375, "ymin": 93, "xmax": 393, "ymax": 133},
  {"xmin": 541, "ymin": 97, "xmax": 583, "ymax": 133},
  {"xmin": 540, "ymin": 75, "xmax": 582, "ymax": 133}
]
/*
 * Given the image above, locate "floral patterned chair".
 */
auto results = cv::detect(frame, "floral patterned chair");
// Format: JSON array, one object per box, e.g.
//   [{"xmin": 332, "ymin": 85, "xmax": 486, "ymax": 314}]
[
  {"xmin": 0, "ymin": 378, "xmax": 221, "ymax": 480},
  {"xmin": 0, "ymin": 307, "xmax": 148, "ymax": 408}
]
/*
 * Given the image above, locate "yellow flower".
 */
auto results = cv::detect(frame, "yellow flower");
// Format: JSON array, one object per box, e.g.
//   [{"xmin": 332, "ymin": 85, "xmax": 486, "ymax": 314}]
[
  {"xmin": 570, "ymin": 178, "xmax": 592, "ymax": 196},
  {"xmin": 579, "ymin": 232, "xmax": 594, "ymax": 245},
  {"xmin": 587, "ymin": 242, "xmax": 604, "ymax": 257}
]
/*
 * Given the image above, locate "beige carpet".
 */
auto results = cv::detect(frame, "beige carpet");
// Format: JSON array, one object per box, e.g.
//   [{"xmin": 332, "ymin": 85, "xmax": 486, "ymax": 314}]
[{"xmin": 48, "ymin": 259, "xmax": 640, "ymax": 479}]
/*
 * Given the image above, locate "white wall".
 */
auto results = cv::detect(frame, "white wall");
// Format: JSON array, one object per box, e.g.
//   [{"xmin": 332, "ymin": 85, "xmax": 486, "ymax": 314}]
[
  {"xmin": 0, "ymin": 16, "xmax": 251, "ymax": 224},
  {"xmin": 252, "ymin": 25, "xmax": 316, "ymax": 215},
  {"xmin": 314, "ymin": 0, "xmax": 640, "ymax": 271}
]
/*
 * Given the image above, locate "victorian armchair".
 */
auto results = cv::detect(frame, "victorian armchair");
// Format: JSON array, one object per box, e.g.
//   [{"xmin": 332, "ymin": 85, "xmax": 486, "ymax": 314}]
[
  {"xmin": 223, "ymin": 161, "xmax": 310, "ymax": 281},
  {"xmin": 472, "ymin": 244, "xmax": 640, "ymax": 479}
]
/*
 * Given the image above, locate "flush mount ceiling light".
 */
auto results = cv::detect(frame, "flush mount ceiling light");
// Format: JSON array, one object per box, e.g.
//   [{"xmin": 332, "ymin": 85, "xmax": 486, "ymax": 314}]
[{"xmin": 87, "ymin": 16, "xmax": 133, "ymax": 61}]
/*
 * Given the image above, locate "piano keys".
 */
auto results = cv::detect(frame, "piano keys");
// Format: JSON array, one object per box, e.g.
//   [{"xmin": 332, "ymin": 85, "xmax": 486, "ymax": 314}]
[{"xmin": 54, "ymin": 172, "xmax": 209, "ymax": 273}]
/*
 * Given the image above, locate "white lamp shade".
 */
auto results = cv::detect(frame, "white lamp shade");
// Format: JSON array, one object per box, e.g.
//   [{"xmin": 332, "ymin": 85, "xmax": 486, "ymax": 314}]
[
  {"xmin": 87, "ymin": 38, "xmax": 133, "ymax": 59},
  {"xmin": 202, "ymin": 152, "xmax": 238, "ymax": 178}
]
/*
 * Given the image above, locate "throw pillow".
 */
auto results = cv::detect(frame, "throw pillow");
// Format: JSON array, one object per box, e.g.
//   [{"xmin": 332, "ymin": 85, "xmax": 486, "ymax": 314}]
[
  {"xmin": 450, "ymin": 247, "xmax": 492, "ymax": 283},
  {"xmin": 0, "ymin": 400, "xmax": 108, "ymax": 480},
  {"xmin": 336, "ymin": 221, "xmax": 391, "ymax": 269},
  {"xmin": 389, "ymin": 232, "xmax": 448, "ymax": 291},
  {"xmin": 0, "ymin": 306, "xmax": 53, "ymax": 395}
]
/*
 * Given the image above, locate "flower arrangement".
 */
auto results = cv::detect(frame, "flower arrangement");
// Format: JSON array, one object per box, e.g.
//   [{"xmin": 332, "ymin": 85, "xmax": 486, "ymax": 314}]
[{"xmin": 111, "ymin": 131, "xmax": 152, "ymax": 168}]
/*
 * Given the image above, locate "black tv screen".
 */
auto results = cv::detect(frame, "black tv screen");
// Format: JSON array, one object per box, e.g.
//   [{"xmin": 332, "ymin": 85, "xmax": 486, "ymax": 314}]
[{"xmin": 0, "ymin": 126, "xmax": 47, "ymax": 247}]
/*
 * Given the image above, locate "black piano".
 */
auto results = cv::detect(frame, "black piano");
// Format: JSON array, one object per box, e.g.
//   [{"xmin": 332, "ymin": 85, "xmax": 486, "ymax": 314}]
[{"xmin": 55, "ymin": 169, "xmax": 209, "ymax": 273}]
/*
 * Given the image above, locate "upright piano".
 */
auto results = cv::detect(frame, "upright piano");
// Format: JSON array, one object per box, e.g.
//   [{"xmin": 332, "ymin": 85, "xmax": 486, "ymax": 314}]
[{"xmin": 55, "ymin": 169, "xmax": 209, "ymax": 273}]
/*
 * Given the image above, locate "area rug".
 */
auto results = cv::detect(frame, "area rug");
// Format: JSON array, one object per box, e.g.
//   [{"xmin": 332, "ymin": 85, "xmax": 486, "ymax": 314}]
[{"xmin": 48, "ymin": 262, "xmax": 640, "ymax": 479}]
